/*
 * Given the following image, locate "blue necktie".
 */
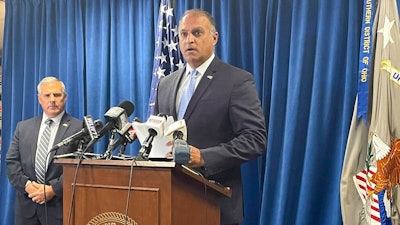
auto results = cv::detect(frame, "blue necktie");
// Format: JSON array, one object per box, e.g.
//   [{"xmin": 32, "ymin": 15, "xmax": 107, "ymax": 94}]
[
  {"xmin": 178, "ymin": 70, "xmax": 199, "ymax": 119},
  {"xmin": 35, "ymin": 119, "xmax": 53, "ymax": 183}
]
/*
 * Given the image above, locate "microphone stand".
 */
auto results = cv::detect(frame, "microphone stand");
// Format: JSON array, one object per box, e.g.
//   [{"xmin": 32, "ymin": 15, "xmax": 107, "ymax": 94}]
[
  {"xmin": 53, "ymin": 139, "xmax": 100, "ymax": 159},
  {"xmin": 118, "ymin": 143, "xmax": 128, "ymax": 157},
  {"xmin": 101, "ymin": 129, "xmax": 118, "ymax": 160},
  {"xmin": 100, "ymin": 129, "xmax": 134, "ymax": 160},
  {"xmin": 112, "ymin": 143, "xmax": 135, "ymax": 160}
]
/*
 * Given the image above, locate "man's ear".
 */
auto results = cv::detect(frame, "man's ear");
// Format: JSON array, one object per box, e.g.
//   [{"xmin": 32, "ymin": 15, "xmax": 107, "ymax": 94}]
[{"xmin": 213, "ymin": 32, "xmax": 219, "ymax": 45}]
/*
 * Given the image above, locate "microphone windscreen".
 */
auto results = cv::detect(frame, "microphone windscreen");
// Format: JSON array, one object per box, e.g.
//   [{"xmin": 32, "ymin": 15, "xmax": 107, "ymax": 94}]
[
  {"xmin": 93, "ymin": 120, "xmax": 104, "ymax": 130},
  {"xmin": 165, "ymin": 120, "xmax": 187, "ymax": 140},
  {"xmin": 173, "ymin": 139, "xmax": 190, "ymax": 164},
  {"xmin": 118, "ymin": 100, "xmax": 135, "ymax": 116}
]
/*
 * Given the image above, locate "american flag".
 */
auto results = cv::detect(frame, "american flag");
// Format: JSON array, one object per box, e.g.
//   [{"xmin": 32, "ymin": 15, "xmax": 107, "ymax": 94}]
[
  {"xmin": 147, "ymin": 0, "xmax": 185, "ymax": 117},
  {"xmin": 341, "ymin": 0, "xmax": 400, "ymax": 224},
  {"xmin": 353, "ymin": 167, "xmax": 381, "ymax": 224}
]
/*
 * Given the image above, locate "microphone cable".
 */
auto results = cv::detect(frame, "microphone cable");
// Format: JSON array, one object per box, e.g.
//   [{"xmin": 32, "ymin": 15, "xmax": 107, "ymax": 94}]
[
  {"xmin": 66, "ymin": 143, "xmax": 90, "ymax": 225},
  {"xmin": 123, "ymin": 158, "xmax": 138, "ymax": 225},
  {"xmin": 42, "ymin": 138, "xmax": 85, "ymax": 225},
  {"xmin": 42, "ymin": 151, "xmax": 53, "ymax": 225}
]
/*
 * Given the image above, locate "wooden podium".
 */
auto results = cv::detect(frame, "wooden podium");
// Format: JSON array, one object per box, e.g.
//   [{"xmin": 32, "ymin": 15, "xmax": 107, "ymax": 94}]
[{"xmin": 55, "ymin": 158, "xmax": 231, "ymax": 225}]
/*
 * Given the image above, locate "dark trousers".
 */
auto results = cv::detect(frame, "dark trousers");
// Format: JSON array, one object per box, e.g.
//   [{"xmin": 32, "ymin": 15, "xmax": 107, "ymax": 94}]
[{"xmin": 15, "ymin": 203, "xmax": 62, "ymax": 225}]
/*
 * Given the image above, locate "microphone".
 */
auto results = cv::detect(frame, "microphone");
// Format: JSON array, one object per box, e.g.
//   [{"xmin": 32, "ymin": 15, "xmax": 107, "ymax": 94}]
[
  {"xmin": 86, "ymin": 100, "xmax": 135, "ymax": 149},
  {"xmin": 51, "ymin": 116, "xmax": 101, "ymax": 151},
  {"xmin": 136, "ymin": 115, "xmax": 167, "ymax": 160},
  {"xmin": 85, "ymin": 116, "xmax": 100, "ymax": 140},
  {"xmin": 99, "ymin": 100, "xmax": 135, "ymax": 136},
  {"xmin": 165, "ymin": 120, "xmax": 190, "ymax": 164},
  {"xmin": 117, "ymin": 118, "xmax": 140, "ymax": 144},
  {"xmin": 102, "ymin": 117, "xmax": 141, "ymax": 159}
]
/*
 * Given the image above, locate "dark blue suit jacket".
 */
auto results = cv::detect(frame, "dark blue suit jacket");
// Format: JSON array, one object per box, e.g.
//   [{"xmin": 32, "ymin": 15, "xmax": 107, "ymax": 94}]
[
  {"xmin": 6, "ymin": 113, "xmax": 82, "ymax": 223},
  {"xmin": 155, "ymin": 56, "xmax": 267, "ymax": 224}
]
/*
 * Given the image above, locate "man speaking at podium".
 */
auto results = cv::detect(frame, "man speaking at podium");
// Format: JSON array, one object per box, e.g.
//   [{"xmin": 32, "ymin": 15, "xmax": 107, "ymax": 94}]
[
  {"xmin": 6, "ymin": 76, "xmax": 82, "ymax": 225},
  {"xmin": 154, "ymin": 9, "xmax": 267, "ymax": 225}
]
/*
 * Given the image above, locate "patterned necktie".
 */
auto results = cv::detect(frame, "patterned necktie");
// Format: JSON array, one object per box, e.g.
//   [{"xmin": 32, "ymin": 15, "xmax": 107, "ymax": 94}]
[
  {"xmin": 178, "ymin": 70, "xmax": 199, "ymax": 119},
  {"xmin": 35, "ymin": 119, "xmax": 53, "ymax": 183}
]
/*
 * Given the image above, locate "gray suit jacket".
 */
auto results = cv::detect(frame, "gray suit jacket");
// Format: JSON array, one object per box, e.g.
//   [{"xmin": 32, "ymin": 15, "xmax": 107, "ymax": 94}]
[
  {"xmin": 6, "ymin": 113, "xmax": 82, "ymax": 221},
  {"xmin": 155, "ymin": 56, "xmax": 267, "ymax": 224}
]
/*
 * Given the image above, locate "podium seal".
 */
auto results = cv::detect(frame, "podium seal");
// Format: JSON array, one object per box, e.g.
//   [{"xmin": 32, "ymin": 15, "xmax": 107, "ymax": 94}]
[{"xmin": 87, "ymin": 212, "xmax": 138, "ymax": 225}]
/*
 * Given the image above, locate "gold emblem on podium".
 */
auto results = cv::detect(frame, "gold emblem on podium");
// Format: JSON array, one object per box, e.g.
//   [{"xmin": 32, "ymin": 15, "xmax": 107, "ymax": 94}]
[{"xmin": 87, "ymin": 212, "xmax": 138, "ymax": 225}]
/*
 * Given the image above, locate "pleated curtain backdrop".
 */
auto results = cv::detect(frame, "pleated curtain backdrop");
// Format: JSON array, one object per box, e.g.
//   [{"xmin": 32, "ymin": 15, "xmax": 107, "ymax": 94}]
[{"xmin": 1, "ymin": 0, "xmax": 399, "ymax": 225}]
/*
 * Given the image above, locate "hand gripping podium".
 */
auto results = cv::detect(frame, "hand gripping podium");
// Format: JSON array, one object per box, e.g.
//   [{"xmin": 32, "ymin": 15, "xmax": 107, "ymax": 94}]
[{"xmin": 55, "ymin": 158, "xmax": 231, "ymax": 225}]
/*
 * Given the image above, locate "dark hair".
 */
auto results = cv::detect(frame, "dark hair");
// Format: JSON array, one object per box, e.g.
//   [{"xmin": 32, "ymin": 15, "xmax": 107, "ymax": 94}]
[{"xmin": 179, "ymin": 9, "xmax": 217, "ymax": 33}]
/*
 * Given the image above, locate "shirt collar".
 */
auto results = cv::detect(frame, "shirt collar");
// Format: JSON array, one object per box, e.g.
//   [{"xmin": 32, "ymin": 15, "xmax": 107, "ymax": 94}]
[
  {"xmin": 185, "ymin": 53, "xmax": 215, "ymax": 76},
  {"xmin": 42, "ymin": 111, "xmax": 65, "ymax": 125}
]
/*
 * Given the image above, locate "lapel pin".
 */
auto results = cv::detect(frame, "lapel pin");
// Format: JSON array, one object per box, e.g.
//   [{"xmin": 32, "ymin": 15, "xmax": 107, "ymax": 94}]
[
  {"xmin": 207, "ymin": 75, "xmax": 213, "ymax": 80},
  {"xmin": 62, "ymin": 123, "xmax": 68, "ymax": 127}
]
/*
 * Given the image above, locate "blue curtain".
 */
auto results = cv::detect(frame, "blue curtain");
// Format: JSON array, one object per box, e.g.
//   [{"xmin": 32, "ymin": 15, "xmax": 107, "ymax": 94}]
[
  {"xmin": 0, "ymin": 0, "xmax": 159, "ymax": 224},
  {"xmin": 2, "ymin": 0, "xmax": 399, "ymax": 225}
]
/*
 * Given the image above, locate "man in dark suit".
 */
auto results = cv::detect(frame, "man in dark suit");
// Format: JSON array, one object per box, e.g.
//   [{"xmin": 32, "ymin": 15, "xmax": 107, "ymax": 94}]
[
  {"xmin": 6, "ymin": 76, "xmax": 82, "ymax": 225},
  {"xmin": 154, "ymin": 9, "xmax": 267, "ymax": 225}
]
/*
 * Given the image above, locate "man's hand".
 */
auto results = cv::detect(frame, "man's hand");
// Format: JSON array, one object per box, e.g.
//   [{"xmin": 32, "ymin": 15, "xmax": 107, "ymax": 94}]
[
  {"xmin": 25, "ymin": 181, "xmax": 38, "ymax": 195},
  {"xmin": 27, "ymin": 181, "xmax": 56, "ymax": 204},
  {"xmin": 188, "ymin": 146, "xmax": 205, "ymax": 168},
  {"xmin": 165, "ymin": 145, "xmax": 205, "ymax": 167}
]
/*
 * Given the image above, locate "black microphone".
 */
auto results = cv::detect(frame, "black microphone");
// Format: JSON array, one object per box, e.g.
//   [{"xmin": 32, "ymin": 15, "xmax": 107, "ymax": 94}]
[
  {"xmin": 98, "ymin": 100, "xmax": 135, "ymax": 137},
  {"xmin": 51, "ymin": 116, "xmax": 100, "ymax": 151},
  {"xmin": 86, "ymin": 100, "xmax": 135, "ymax": 149},
  {"xmin": 136, "ymin": 115, "xmax": 167, "ymax": 160},
  {"xmin": 137, "ymin": 128, "xmax": 158, "ymax": 160},
  {"xmin": 85, "ymin": 116, "xmax": 100, "ymax": 140},
  {"xmin": 115, "ymin": 117, "xmax": 141, "ymax": 147},
  {"xmin": 117, "ymin": 118, "xmax": 140, "ymax": 157},
  {"xmin": 102, "ymin": 117, "xmax": 141, "ymax": 159}
]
